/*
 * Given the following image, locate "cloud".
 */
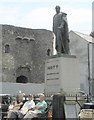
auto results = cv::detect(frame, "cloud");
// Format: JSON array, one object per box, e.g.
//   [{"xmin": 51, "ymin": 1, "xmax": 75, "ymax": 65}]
[
  {"xmin": 0, "ymin": 7, "xmax": 20, "ymax": 25},
  {"xmin": 18, "ymin": 7, "xmax": 91, "ymax": 34},
  {"xmin": 0, "ymin": 0, "xmax": 93, "ymax": 3},
  {"xmin": 64, "ymin": 7, "xmax": 92, "ymax": 33},
  {"xmin": 0, "ymin": 5, "xmax": 92, "ymax": 34},
  {"xmin": 17, "ymin": 8, "xmax": 54, "ymax": 30}
]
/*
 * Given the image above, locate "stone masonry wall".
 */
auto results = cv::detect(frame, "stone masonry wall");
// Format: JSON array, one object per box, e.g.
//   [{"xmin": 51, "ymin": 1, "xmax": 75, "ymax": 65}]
[{"xmin": 2, "ymin": 25, "xmax": 53, "ymax": 83}]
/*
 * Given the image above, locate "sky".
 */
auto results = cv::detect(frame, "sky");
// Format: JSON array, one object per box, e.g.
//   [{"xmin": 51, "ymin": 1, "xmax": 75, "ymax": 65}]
[{"xmin": 0, "ymin": 0, "xmax": 93, "ymax": 35}]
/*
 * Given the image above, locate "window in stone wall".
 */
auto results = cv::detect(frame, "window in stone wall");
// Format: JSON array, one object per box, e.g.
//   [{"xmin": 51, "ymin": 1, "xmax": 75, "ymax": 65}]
[
  {"xmin": 5, "ymin": 44, "xmax": 10, "ymax": 53},
  {"xmin": 47, "ymin": 48, "xmax": 51, "ymax": 56}
]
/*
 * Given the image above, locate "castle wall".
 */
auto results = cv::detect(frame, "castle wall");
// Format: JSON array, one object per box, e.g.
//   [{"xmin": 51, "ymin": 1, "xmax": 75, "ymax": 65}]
[{"xmin": 1, "ymin": 25, "xmax": 53, "ymax": 83}]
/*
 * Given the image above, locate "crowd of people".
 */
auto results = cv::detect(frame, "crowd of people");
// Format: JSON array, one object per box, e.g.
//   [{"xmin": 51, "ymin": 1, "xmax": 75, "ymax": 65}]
[{"xmin": 7, "ymin": 93, "xmax": 47, "ymax": 120}]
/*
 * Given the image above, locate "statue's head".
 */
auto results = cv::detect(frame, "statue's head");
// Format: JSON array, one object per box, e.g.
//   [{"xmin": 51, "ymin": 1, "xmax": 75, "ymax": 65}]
[{"xmin": 55, "ymin": 5, "xmax": 60, "ymax": 13}]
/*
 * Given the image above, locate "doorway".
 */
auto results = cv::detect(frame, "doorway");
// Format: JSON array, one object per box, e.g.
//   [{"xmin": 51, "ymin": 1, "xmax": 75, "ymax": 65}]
[{"xmin": 16, "ymin": 75, "xmax": 28, "ymax": 83}]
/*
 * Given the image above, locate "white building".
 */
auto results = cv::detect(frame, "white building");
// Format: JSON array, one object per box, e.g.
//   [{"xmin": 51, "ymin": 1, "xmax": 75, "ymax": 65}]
[{"xmin": 69, "ymin": 31, "xmax": 94, "ymax": 97}]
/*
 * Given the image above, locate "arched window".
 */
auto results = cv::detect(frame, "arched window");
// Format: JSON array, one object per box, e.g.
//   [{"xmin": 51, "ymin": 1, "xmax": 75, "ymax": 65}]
[
  {"xmin": 47, "ymin": 49, "xmax": 51, "ymax": 56},
  {"xmin": 5, "ymin": 44, "xmax": 10, "ymax": 53}
]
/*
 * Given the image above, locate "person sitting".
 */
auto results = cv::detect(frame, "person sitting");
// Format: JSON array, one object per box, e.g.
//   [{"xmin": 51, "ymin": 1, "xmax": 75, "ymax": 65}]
[
  {"xmin": 23, "ymin": 93, "xmax": 47, "ymax": 120},
  {"xmin": 7, "ymin": 94, "xmax": 35, "ymax": 119}
]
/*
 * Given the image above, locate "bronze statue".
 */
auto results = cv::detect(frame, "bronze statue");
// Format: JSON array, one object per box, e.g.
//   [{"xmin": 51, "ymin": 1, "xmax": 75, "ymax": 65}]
[{"xmin": 53, "ymin": 6, "xmax": 70, "ymax": 54}]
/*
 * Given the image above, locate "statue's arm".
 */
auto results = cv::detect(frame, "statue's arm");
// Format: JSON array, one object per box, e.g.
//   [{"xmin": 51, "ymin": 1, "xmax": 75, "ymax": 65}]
[
  {"xmin": 58, "ymin": 13, "xmax": 65, "ymax": 30},
  {"xmin": 58, "ymin": 20, "xmax": 65, "ymax": 33},
  {"xmin": 58, "ymin": 20, "xmax": 65, "ymax": 29}
]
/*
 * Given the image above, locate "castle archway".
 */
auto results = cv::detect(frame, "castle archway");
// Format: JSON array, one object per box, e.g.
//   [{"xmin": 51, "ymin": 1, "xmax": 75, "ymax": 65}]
[
  {"xmin": 16, "ymin": 75, "xmax": 28, "ymax": 83},
  {"xmin": 16, "ymin": 66, "xmax": 31, "ymax": 83}
]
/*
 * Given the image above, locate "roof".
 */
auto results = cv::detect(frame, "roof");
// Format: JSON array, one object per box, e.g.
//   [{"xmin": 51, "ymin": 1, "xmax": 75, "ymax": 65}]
[{"xmin": 70, "ymin": 31, "xmax": 94, "ymax": 43}]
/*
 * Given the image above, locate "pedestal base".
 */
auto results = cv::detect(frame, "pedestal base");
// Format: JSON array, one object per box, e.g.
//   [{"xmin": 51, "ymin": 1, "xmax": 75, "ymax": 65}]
[{"xmin": 45, "ymin": 54, "xmax": 80, "ymax": 94}]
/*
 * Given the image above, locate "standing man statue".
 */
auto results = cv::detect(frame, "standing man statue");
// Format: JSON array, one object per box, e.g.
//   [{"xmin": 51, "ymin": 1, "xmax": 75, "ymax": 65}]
[{"xmin": 53, "ymin": 5, "xmax": 70, "ymax": 54}]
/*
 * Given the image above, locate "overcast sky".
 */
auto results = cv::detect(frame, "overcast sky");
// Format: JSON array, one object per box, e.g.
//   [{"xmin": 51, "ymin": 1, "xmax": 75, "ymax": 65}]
[{"xmin": 0, "ymin": 0, "xmax": 93, "ymax": 34}]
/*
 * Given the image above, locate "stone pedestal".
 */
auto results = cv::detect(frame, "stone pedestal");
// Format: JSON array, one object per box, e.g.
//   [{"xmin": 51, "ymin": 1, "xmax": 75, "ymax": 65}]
[{"xmin": 44, "ymin": 54, "xmax": 80, "ymax": 94}]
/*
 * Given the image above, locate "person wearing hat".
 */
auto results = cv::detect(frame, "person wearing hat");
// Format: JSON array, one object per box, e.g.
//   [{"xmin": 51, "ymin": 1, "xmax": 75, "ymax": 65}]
[
  {"xmin": 7, "ymin": 94, "xmax": 35, "ymax": 119},
  {"xmin": 53, "ymin": 5, "xmax": 70, "ymax": 54},
  {"xmin": 23, "ymin": 93, "xmax": 47, "ymax": 119}
]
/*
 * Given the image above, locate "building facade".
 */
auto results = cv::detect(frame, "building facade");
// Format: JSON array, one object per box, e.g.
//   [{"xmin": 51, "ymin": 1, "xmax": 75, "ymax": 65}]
[
  {"xmin": 69, "ymin": 31, "xmax": 94, "ymax": 95},
  {"xmin": 0, "ymin": 25, "xmax": 53, "ymax": 84}
]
